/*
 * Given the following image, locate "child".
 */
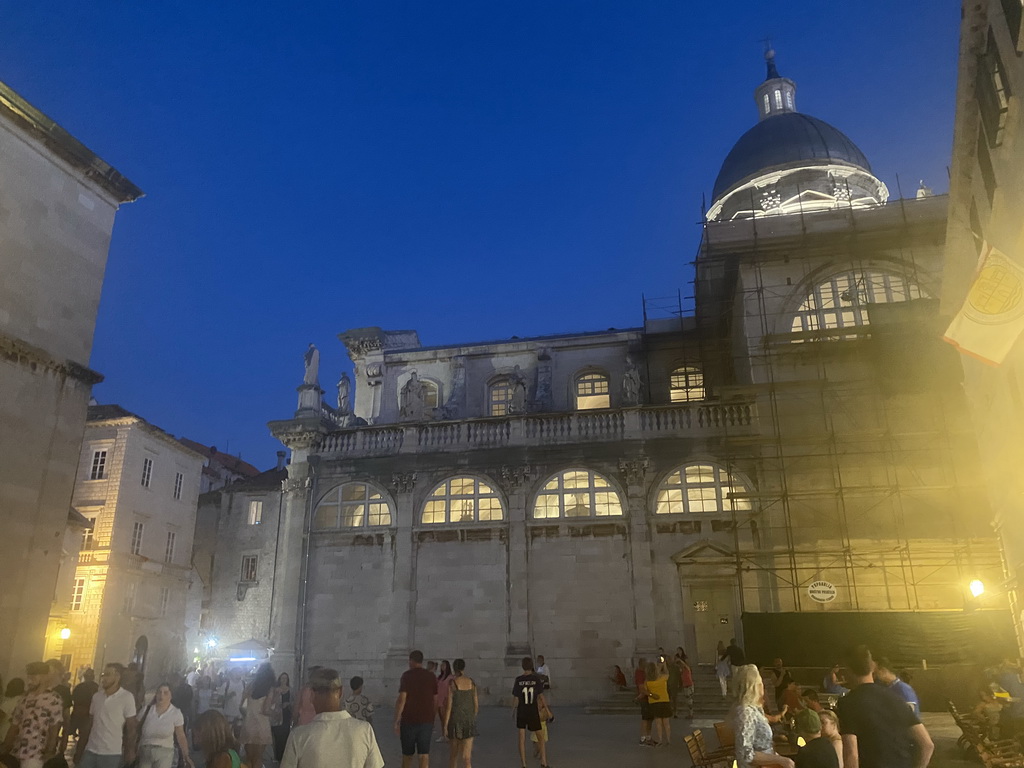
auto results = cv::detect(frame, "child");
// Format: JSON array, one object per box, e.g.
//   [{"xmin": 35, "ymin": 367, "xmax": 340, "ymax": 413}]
[
  {"xmin": 531, "ymin": 697, "xmax": 554, "ymax": 757},
  {"xmin": 343, "ymin": 676, "xmax": 375, "ymax": 724}
]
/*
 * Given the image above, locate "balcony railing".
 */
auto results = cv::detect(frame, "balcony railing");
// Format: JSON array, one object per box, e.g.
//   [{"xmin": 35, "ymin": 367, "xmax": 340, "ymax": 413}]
[{"xmin": 318, "ymin": 401, "xmax": 756, "ymax": 458}]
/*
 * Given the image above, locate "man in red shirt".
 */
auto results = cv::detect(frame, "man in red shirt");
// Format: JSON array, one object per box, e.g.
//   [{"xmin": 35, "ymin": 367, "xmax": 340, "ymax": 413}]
[{"xmin": 393, "ymin": 650, "xmax": 436, "ymax": 768}]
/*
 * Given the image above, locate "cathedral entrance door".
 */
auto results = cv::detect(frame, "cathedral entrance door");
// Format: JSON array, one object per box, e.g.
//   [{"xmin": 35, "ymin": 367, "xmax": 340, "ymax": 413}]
[{"xmin": 689, "ymin": 584, "xmax": 736, "ymax": 664}]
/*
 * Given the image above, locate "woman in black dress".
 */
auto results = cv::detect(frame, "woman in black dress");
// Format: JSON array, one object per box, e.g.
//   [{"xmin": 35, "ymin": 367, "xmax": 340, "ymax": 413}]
[{"xmin": 270, "ymin": 672, "xmax": 292, "ymax": 761}]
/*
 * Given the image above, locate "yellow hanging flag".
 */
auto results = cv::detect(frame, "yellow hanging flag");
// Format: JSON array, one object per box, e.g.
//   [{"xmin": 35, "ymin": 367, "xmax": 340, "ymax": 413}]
[{"xmin": 943, "ymin": 242, "xmax": 1024, "ymax": 365}]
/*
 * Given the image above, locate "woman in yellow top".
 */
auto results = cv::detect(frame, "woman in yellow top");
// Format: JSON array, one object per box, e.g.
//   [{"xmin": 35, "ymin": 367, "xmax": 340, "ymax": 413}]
[{"xmin": 644, "ymin": 661, "xmax": 672, "ymax": 746}]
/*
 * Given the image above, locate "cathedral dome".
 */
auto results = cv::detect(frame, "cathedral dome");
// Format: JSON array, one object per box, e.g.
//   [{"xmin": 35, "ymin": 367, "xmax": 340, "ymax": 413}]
[
  {"xmin": 705, "ymin": 50, "xmax": 888, "ymax": 222},
  {"xmin": 712, "ymin": 113, "xmax": 872, "ymax": 202}
]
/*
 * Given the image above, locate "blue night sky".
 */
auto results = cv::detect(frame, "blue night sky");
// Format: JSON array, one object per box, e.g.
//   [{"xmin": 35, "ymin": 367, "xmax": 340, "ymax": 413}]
[{"xmin": 2, "ymin": 2, "xmax": 958, "ymax": 468}]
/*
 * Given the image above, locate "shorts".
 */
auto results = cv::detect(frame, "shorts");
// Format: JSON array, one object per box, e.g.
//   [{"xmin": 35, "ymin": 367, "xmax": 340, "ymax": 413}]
[
  {"xmin": 650, "ymin": 701, "xmax": 672, "ymax": 719},
  {"xmin": 516, "ymin": 707, "xmax": 542, "ymax": 732},
  {"xmin": 640, "ymin": 700, "xmax": 653, "ymax": 721},
  {"xmin": 400, "ymin": 722, "xmax": 432, "ymax": 755}
]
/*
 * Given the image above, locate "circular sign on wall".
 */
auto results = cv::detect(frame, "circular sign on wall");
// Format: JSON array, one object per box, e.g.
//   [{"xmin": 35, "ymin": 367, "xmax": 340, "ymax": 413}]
[{"xmin": 808, "ymin": 580, "xmax": 837, "ymax": 603}]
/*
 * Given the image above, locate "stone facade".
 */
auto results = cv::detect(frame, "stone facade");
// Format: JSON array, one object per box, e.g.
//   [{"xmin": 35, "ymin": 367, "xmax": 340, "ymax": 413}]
[
  {"xmin": 63, "ymin": 406, "xmax": 205, "ymax": 680},
  {"xmin": 943, "ymin": 0, "xmax": 1024, "ymax": 651},
  {"xmin": 0, "ymin": 80, "xmax": 141, "ymax": 676}
]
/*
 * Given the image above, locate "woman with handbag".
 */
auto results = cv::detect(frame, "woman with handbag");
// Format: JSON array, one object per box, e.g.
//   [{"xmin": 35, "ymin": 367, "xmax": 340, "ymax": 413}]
[
  {"xmin": 238, "ymin": 665, "xmax": 275, "ymax": 768},
  {"xmin": 135, "ymin": 684, "xmax": 193, "ymax": 768}
]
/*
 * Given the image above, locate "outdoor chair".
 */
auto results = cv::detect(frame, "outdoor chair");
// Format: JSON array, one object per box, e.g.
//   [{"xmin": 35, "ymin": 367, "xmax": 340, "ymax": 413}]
[
  {"xmin": 684, "ymin": 732, "xmax": 732, "ymax": 768},
  {"xmin": 713, "ymin": 721, "xmax": 735, "ymax": 749},
  {"xmin": 695, "ymin": 728, "xmax": 734, "ymax": 760}
]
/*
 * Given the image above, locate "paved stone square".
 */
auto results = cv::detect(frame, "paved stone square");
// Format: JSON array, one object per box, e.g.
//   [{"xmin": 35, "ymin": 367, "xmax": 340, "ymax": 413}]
[{"xmin": 364, "ymin": 707, "xmax": 973, "ymax": 768}]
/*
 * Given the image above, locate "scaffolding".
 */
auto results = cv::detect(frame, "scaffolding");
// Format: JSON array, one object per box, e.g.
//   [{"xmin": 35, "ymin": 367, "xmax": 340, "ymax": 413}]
[{"xmin": 681, "ymin": 194, "xmax": 1005, "ymax": 633}]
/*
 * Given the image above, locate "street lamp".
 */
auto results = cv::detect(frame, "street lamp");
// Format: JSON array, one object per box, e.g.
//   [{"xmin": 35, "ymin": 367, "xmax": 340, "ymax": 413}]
[
  {"xmin": 207, "ymin": 637, "xmax": 218, "ymax": 649},
  {"xmin": 970, "ymin": 579, "xmax": 986, "ymax": 598},
  {"xmin": 59, "ymin": 627, "xmax": 71, "ymax": 640}
]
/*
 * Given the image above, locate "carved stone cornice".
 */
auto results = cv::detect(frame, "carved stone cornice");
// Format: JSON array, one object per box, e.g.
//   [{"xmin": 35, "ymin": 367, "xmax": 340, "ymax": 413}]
[
  {"xmin": 0, "ymin": 330, "xmax": 104, "ymax": 386},
  {"xmin": 497, "ymin": 465, "xmax": 531, "ymax": 494},
  {"xmin": 391, "ymin": 472, "xmax": 417, "ymax": 494},
  {"xmin": 282, "ymin": 474, "xmax": 311, "ymax": 493},
  {"xmin": 618, "ymin": 457, "xmax": 649, "ymax": 486},
  {"xmin": 268, "ymin": 418, "xmax": 328, "ymax": 453}
]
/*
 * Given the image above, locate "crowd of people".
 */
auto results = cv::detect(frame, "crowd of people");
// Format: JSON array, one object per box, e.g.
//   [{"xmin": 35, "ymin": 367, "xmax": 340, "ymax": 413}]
[{"xmin": 629, "ymin": 646, "xmax": 695, "ymax": 747}]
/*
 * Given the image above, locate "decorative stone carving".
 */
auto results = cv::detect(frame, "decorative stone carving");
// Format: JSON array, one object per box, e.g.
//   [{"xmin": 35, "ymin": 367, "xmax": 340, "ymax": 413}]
[
  {"xmin": 337, "ymin": 372, "xmax": 351, "ymax": 414},
  {"xmin": 760, "ymin": 185, "xmax": 782, "ymax": 211},
  {"xmin": 442, "ymin": 357, "xmax": 467, "ymax": 419},
  {"xmin": 282, "ymin": 474, "xmax": 313, "ymax": 493},
  {"xmin": 391, "ymin": 472, "xmax": 417, "ymax": 493},
  {"xmin": 303, "ymin": 343, "xmax": 320, "ymax": 386},
  {"xmin": 509, "ymin": 365, "xmax": 528, "ymax": 414},
  {"xmin": 830, "ymin": 173, "xmax": 851, "ymax": 202},
  {"xmin": 618, "ymin": 457, "xmax": 649, "ymax": 486},
  {"xmin": 364, "ymin": 363, "xmax": 383, "ymax": 387},
  {"xmin": 534, "ymin": 349, "xmax": 553, "ymax": 411},
  {"xmin": 400, "ymin": 372, "xmax": 427, "ymax": 421},
  {"xmin": 497, "ymin": 465, "xmax": 531, "ymax": 494},
  {"xmin": 622, "ymin": 356, "xmax": 642, "ymax": 406}
]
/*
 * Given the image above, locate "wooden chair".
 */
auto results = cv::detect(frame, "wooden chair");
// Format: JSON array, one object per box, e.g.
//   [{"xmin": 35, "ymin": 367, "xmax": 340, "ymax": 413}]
[
  {"xmin": 695, "ymin": 728, "xmax": 734, "ymax": 760},
  {"xmin": 714, "ymin": 721, "xmax": 735, "ymax": 749},
  {"xmin": 684, "ymin": 732, "xmax": 732, "ymax": 768}
]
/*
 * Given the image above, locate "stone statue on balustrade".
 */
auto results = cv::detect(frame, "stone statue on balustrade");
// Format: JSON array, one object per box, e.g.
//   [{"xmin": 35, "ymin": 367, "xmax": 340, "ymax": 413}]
[
  {"xmin": 337, "ymin": 372, "xmax": 352, "ymax": 414},
  {"xmin": 400, "ymin": 372, "xmax": 427, "ymax": 421},
  {"xmin": 622, "ymin": 355, "xmax": 642, "ymax": 406},
  {"xmin": 303, "ymin": 343, "xmax": 320, "ymax": 386},
  {"xmin": 509, "ymin": 365, "xmax": 528, "ymax": 414}
]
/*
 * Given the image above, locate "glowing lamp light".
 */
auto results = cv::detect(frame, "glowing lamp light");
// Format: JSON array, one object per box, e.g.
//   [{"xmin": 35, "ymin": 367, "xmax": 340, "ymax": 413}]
[
  {"xmin": 970, "ymin": 580, "xmax": 986, "ymax": 598},
  {"xmin": 229, "ymin": 656, "xmax": 257, "ymax": 662},
  {"xmin": 59, "ymin": 627, "xmax": 71, "ymax": 640},
  {"xmin": 207, "ymin": 637, "xmax": 218, "ymax": 649},
  {"xmin": 797, "ymin": 737, "xmax": 806, "ymax": 747}
]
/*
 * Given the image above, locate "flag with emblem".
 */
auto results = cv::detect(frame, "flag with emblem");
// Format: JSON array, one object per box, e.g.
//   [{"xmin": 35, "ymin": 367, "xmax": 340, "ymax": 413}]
[{"xmin": 943, "ymin": 242, "xmax": 1024, "ymax": 365}]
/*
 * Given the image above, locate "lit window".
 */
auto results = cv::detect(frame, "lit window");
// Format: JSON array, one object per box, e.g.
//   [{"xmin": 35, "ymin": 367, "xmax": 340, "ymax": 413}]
[
  {"xmin": 248, "ymin": 500, "xmax": 263, "ymax": 525},
  {"xmin": 141, "ymin": 458, "xmax": 153, "ymax": 488},
  {"xmin": 159, "ymin": 587, "xmax": 170, "ymax": 617},
  {"xmin": 785, "ymin": 90, "xmax": 794, "ymax": 110},
  {"xmin": 70, "ymin": 578, "xmax": 86, "ymax": 612},
  {"xmin": 123, "ymin": 581, "xmax": 137, "ymax": 614},
  {"xmin": 774, "ymin": 89, "xmax": 782, "ymax": 110},
  {"xmin": 575, "ymin": 372, "xmax": 610, "ymax": 410},
  {"xmin": 790, "ymin": 269, "xmax": 925, "ymax": 339},
  {"xmin": 130, "ymin": 522, "xmax": 144, "ymax": 556},
  {"xmin": 81, "ymin": 526, "xmax": 95, "ymax": 552},
  {"xmin": 165, "ymin": 531, "xmax": 176, "ymax": 563},
  {"xmin": 241, "ymin": 555, "xmax": 258, "ymax": 582},
  {"xmin": 532, "ymin": 469, "xmax": 623, "ymax": 519},
  {"xmin": 656, "ymin": 464, "xmax": 752, "ymax": 515},
  {"xmin": 173, "ymin": 472, "xmax": 184, "ymax": 500},
  {"xmin": 314, "ymin": 482, "xmax": 392, "ymax": 529},
  {"xmin": 422, "ymin": 380, "xmax": 439, "ymax": 409},
  {"xmin": 763, "ymin": 93, "xmax": 770, "ymax": 113},
  {"xmin": 90, "ymin": 450, "xmax": 107, "ymax": 480},
  {"xmin": 422, "ymin": 477, "xmax": 503, "ymax": 524},
  {"xmin": 489, "ymin": 379, "xmax": 514, "ymax": 416},
  {"xmin": 670, "ymin": 367, "xmax": 705, "ymax": 402}
]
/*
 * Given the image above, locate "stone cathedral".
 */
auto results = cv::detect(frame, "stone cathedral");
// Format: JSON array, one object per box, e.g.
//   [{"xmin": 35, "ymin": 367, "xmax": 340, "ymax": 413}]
[{"xmin": 200, "ymin": 54, "xmax": 1012, "ymax": 704}]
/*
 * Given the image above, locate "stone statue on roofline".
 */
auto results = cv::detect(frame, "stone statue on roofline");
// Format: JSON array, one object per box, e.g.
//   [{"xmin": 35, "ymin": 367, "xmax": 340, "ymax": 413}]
[
  {"xmin": 302, "ymin": 343, "xmax": 320, "ymax": 387},
  {"xmin": 622, "ymin": 355, "xmax": 642, "ymax": 406},
  {"xmin": 509, "ymin": 365, "xmax": 528, "ymax": 414},
  {"xmin": 400, "ymin": 371, "xmax": 427, "ymax": 421},
  {"xmin": 337, "ymin": 372, "xmax": 351, "ymax": 414}
]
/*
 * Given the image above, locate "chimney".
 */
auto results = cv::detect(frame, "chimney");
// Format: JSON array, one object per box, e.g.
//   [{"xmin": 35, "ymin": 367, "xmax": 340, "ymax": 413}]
[{"xmin": 276, "ymin": 451, "xmax": 287, "ymax": 470}]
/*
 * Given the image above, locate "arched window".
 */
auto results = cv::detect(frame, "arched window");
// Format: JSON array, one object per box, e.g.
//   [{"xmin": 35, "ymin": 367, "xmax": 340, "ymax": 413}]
[
  {"xmin": 422, "ymin": 477, "xmax": 503, "ymax": 524},
  {"xmin": 489, "ymin": 379, "xmax": 513, "ymax": 416},
  {"xmin": 670, "ymin": 367, "xmax": 705, "ymax": 402},
  {"xmin": 421, "ymin": 380, "xmax": 440, "ymax": 409},
  {"xmin": 656, "ymin": 464, "xmax": 752, "ymax": 515},
  {"xmin": 774, "ymin": 89, "xmax": 782, "ymax": 110},
  {"xmin": 533, "ymin": 469, "xmax": 623, "ymax": 519},
  {"xmin": 791, "ymin": 269, "xmax": 925, "ymax": 337},
  {"xmin": 575, "ymin": 372, "xmax": 610, "ymax": 410},
  {"xmin": 314, "ymin": 482, "xmax": 392, "ymax": 529}
]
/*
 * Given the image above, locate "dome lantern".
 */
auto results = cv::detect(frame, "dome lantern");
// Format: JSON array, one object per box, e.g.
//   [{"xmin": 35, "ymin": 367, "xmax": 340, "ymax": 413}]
[{"xmin": 754, "ymin": 49, "xmax": 797, "ymax": 121}]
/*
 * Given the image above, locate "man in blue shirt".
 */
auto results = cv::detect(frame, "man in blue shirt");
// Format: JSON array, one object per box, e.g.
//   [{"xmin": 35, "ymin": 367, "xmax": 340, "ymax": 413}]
[{"xmin": 874, "ymin": 659, "xmax": 921, "ymax": 714}]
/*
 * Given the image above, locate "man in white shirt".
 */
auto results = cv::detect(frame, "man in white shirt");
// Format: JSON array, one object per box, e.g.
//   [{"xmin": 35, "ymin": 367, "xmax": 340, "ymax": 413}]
[
  {"xmin": 536, "ymin": 655, "xmax": 551, "ymax": 689},
  {"xmin": 74, "ymin": 663, "xmax": 138, "ymax": 768},
  {"xmin": 281, "ymin": 668, "xmax": 383, "ymax": 768}
]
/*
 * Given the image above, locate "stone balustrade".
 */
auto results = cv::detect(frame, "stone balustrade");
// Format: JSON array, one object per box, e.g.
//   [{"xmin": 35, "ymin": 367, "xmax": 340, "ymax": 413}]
[{"xmin": 317, "ymin": 401, "xmax": 756, "ymax": 458}]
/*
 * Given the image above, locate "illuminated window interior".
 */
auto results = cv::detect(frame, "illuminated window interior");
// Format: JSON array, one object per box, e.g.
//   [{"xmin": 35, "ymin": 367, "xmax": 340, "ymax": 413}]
[
  {"xmin": 422, "ymin": 477, "xmax": 503, "ymax": 524},
  {"xmin": 774, "ymin": 89, "xmax": 782, "ymax": 110},
  {"xmin": 70, "ymin": 578, "xmax": 85, "ymax": 612},
  {"xmin": 247, "ymin": 500, "xmax": 263, "ymax": 525},
  {"xmin": 489, "ymin": 379, "xmax": 514, "ymax": 416},
  {"xmin": 533, "ymin": 469, "xmax": 623, "ymax": 519},
  {"xmin": 656, "ymin": 464, "xmax": 752, "ymax": 515},
  {"xmin": 575, "ymin": 372, "xmax": 610, "ymax": 410},
  {"xmin": 790, "ymin": 269, "xmax": 925, "ymax": 339},
  {"xmin": 670, "ymin": 367, "xmax": 705, "ymax": 402},
  {"xmin": 314, "ymin": 482, "xmax": 392, "ymax": 529},
  {"xmin": 763, "ymin": 93, "xmax": 770, "ymax": 113}
]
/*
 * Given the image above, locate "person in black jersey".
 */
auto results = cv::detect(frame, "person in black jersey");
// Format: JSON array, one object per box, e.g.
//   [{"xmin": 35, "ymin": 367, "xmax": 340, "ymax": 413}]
[{"xmin": 511, "ymin": 657, "xmax": 551, "ymax": 768}]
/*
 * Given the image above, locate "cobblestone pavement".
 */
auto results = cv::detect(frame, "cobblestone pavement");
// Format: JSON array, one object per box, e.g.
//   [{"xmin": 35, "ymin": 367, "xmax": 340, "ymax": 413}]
[{"xmin": 366, "ymin": 708, "xmax": 973, "ymax": 768}]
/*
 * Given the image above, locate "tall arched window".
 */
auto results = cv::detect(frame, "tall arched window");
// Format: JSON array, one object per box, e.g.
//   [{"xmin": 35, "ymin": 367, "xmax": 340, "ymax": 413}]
[
  {"xmin": 421, "ymin": 380, "xmax": 440, "ymax": 409},
  {"xmin": 670, "ymin": 367, "xmax": 705, "ymax": 402},
  {"xmin": 575, "ymin": 372, "xmax": 610, "ymax": 410},
  {"xmin": 489, "ymin": 379, "xmax": 513, "ymax": 416},
  {"xmin": 422, "ymin": 477, "xmax": 503, "ymax": 524},
  {"xmin": 533, "ymin": 469, "xmax": 623, "ymax": 519},
  {"xmin": 314, "ymin": 482, "xmax": 392, "ymax": 529},
  {"xmin": 655, "ymin": 464, "xmax": 752, "ymax": 515},
  {"xmin": 790, "ymin": 269, "xmax": 925, "ymax": 337}
]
